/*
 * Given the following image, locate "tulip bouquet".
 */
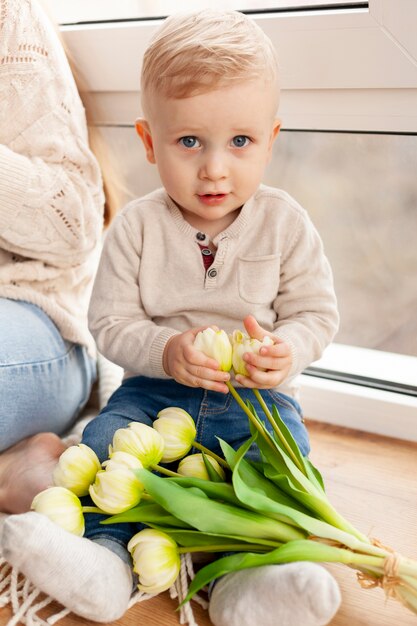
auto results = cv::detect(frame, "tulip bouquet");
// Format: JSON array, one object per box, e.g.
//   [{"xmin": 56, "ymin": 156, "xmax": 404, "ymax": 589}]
[{"xmin": 33, "ymin": 328, "xmax": 417, "ymax": 617}]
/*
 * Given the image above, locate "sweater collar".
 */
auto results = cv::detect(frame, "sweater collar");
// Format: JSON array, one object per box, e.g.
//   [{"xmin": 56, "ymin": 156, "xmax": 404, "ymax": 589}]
[{"xmin": 164, "ymin": 189, "xmax": 258, "ymax": 243}]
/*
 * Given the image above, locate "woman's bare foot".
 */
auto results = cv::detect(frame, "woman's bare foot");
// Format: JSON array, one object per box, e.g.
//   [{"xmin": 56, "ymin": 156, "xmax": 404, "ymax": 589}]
[{"xmin": 0, "ymin": 433, "xmax": 66, "ymax": 514}]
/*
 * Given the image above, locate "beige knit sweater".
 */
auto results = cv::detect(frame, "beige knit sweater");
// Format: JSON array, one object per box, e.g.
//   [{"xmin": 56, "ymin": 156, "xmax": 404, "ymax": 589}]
[
  {"xmin": 0, "ymin": 0, "xmax": 104, "ymax": 355},
  {"xmin": 89, "ymin": 186, "xmax": 339, "ymax": 398}
]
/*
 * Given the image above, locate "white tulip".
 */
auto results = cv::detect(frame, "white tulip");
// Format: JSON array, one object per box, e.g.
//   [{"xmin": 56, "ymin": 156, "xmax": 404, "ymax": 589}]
[
  {"xmin": 110, "ymin": 422, "xmax": 164, "ymax": 468},
  {"xmin": 52, "ymin": 443, "xmax": 101, "ymax": 496},
  {"xmin": 128, "ymin": 529, "xmax": 180, "ymax": 594},
  {"xmin": 89, "ymin": 467, "xmax": 143, "ymax": 514},
  {"xmin": 231, "ymin": 330, "xmax": 274, "ymax": 376},
  {"xmin": 153, "ymin": 407, "xmax": 196, "ymax": 462},
  {"xmin": 31, "ymin": 486, "xmax": 84, "ymax": 536},
  {"xmin": 177, "ymin": 453, "xmax": 226, "ymax": 481},
  {"xmin": 194, "ymin": 328, "xmax": 232, "ymax": 372}
]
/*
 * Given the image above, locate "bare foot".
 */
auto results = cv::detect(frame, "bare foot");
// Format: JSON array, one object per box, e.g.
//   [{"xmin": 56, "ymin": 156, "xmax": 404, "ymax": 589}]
[{"xmin": 0, "ymin": 433, "xmax": 66, "ymax": 514}]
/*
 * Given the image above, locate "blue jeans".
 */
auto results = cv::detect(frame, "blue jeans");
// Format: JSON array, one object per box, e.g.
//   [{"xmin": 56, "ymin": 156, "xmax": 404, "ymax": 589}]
[
  {"xmin": 0, "ymin": 298, "xmax": 96, "ymax": 451},
  {"xmin": 81, "ymin": 376, "xmax": 310, "ymax": 547}
]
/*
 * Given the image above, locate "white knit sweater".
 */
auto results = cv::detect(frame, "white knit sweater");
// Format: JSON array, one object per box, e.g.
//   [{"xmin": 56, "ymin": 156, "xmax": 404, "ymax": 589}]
[{"xmin": 0, "ymin": 0, "xmax": 104, "ymax": 355}]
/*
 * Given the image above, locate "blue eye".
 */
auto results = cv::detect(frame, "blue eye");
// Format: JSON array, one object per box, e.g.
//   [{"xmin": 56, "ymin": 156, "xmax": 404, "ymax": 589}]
[
  {"xmin": 179, "ymin": 136, "xmax": 200, "ymax": 148},
  {"xmin": 232, "ymin": 135, "xmax": 249, "ymax": 148}
]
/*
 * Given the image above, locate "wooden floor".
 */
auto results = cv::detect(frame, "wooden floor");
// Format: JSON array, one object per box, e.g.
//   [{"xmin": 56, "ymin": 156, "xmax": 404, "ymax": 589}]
[{"xmin": 1, "ymin": 420, "xmax": 417, "ymax": 626}]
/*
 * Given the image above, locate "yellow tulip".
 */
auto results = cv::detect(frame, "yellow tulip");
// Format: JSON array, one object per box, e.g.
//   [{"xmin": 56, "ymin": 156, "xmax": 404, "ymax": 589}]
[
  {"xmin": 193, "ymin": 328, "xmax": 232, "ymax": 372},
  {"xmin": 177, "ymin": 453, "xmax": 226, "ymax": 481},
  {"xmin": 109, "ymin": 422, "xmax": 164, "ymax": 468},
  {"xmin": 52, "ymin": 443, "xmax": 101, "ymax": 497},
  {"xmin": 31, "ymin": 486, "xmax": 84, "ymax": 536},
  {"xmin": 128, "ymin": 529, "xmax": 180, "ymax": 594},
  {"xmin": 231, "ymin": 330, "xmax": 274, "ymax": 376},
  {"xmin": 153, "ymin": 407, "xmax": 196, "ymax": 462},
  {"xmin": 103, "ymin": 450, "xmax": 144, "ymax": 472},
  {"xmin": 89, "ymin": 466, "xmax": 143, "ymax": 514}
]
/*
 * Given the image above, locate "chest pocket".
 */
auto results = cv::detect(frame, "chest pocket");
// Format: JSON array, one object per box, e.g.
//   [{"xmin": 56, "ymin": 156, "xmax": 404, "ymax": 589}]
[{"xmin": 238, "ymin": 254, "xmax": 280, "ymax": 304}]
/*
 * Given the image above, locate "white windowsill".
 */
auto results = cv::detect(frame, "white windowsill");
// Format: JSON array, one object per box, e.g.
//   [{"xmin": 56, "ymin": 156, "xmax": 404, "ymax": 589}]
[{"xmin": 300, "ymin": 344, "xmax": 417, "ymax": 442}]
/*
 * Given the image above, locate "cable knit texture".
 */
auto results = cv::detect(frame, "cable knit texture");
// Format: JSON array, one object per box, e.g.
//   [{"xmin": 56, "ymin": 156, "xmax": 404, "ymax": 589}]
[
  {"xmin": 88, "ymin": 186, "xmax": 339, "ymax": 398},
  {"xmin": 0, "ymin": 0, "xmax": 104, "ymax": 355}
]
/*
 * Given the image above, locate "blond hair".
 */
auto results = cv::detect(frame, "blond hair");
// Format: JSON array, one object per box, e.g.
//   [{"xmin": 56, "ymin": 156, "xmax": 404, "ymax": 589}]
[{"xmin": 141, "ymin": 9, "xmax": 279, "ymax": 112}]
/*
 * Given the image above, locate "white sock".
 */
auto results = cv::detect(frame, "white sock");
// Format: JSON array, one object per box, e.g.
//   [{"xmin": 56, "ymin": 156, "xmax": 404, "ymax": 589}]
[
  {"xmin": 209, "ymin": 562, "xmax": 341, "ymax": 626},
  {"xmin": 0, "ymin": 512, "xmax": 133, "ymax": 622}
]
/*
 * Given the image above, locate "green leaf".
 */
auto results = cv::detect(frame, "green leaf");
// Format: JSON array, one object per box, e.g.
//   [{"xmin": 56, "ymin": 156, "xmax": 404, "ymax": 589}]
[
  {"xmin": 259, "ymin": 445, "xmax": 367, "ymax": 542},
  {"xmin": 201, "ymin": 451, "xmax": 224, "ymax": 482},
  {"xmin": 270, "ymin": 405, "xmax": 325, "ymax": 492},
  {"xmin": 137, "ymin": 469, "xmax": 305, "ymax": 543},
  {"xmin": 219, "ymin": 437, "xmax": 310, "ymax": 514},
  {"xmin": 220, "ymin": 437, "xmax": 368, "ymax": 551},
  {"xmin": 101, "ymin": 502, "xmax": 192, "ymax": 528},
  {"xmin": 151, "ymin": 528, "xmax": 280, "ymax": 549},
  {"xmin": 167, "ymin": 477, "xmax": 241, "ymax": 506},
  {"xmin": 182, "ymin": 540, "xmax": 379, "ymax": 604}
]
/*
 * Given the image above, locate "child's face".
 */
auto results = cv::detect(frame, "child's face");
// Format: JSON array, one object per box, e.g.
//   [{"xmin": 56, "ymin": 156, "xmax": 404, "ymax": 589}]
[{"xmin": 137, "ymin": 79, "xmax": 280, "ymax": 236}]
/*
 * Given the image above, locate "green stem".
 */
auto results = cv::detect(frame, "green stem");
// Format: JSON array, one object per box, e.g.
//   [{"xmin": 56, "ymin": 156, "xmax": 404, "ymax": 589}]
[
  {"xmin": 226, "ymin": 382, "xmax": 276, "ymax": 453},
  {"xmin": 252, "ymin": 388, "xmax": 306, "ymax": 476},
  {"xmin": 151, "ymin": 464, "xmax": 181, "ymax": 478},
  {"xmin": 178, "ymin": 544, "xmax": 272, "ymax": 554},
  {"xmin": 192, "ymin": 441, "xmax": 229, "ymax": 469}
]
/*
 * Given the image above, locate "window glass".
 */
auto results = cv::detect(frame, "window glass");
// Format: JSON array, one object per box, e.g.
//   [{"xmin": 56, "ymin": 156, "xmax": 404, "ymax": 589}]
[
  {"xmin": 100, "ymin": 125, "xmax": 417, "ymax": 358},
  {"xmin": 47, "ymin": 1, "xmax": 366, "ymax": 24},
  {"xmin": 267, "ymin": 131, "xmax": 417, "ymax": 358}
]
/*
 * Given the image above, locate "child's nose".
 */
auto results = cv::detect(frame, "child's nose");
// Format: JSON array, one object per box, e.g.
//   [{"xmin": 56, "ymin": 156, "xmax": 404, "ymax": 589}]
[{"xmin": 199, "ymin": 151, "xmax": 228, "ymax": 181}]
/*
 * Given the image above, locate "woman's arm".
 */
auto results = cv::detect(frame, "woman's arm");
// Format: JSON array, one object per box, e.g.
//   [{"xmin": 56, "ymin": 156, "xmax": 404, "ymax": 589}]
[{"xmin": 0, "ymin": 0, "xmax": 104, "ymax": 267}]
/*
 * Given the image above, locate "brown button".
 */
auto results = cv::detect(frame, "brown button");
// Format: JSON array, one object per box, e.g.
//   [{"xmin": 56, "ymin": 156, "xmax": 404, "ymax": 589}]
[
  {"xmin": 208, "ymin": 268, "xmax": 217, "ymax": 278},
  {"xmin": 196, "ymin": 232, "xmax": 206, "ymax": 241}
]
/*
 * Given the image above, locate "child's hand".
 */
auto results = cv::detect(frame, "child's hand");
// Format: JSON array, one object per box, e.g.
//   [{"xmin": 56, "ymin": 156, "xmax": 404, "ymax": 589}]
[
  {"xmin": 163, "ymin": 328, "xmax": 230, "ymax": 393},
  {"xmin": 235, "ymin": 315, "xmax": 292, "ymax": 389}
]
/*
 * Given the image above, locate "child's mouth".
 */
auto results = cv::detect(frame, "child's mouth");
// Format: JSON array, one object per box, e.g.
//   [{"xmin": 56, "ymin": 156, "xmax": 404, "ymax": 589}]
[{"xmin": 198, "ymin": 193, "xmax": 228, "ymax": 205}]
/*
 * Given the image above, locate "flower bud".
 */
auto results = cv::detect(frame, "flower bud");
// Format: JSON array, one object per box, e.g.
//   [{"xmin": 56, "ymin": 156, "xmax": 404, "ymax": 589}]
[
  {"xmin": 52, "ymin": 443, "xmax": 101, "ymax": 497},
  {"xmin": 153, "ymin": 407, "xmax": 196, "ymax": 463},
  {"xmin": 110, "ymin": 422, "xmax": 164, "ymax": 468},
  {"xmin": 231, "ymin": 330, "xmax": 274, "ymax": 376},
  {"xmin": 31, "ymin": 486, "xmax": 84, "ymax": 536},
  {"xmin": 89, "ymin": 466, "xmax": 143, "ymax": 514},
  {"xmin": 193, "ymin": 328, "xmax": 232, "ymax": 372},
  {"xmin": 103, "ymin": 450, "xmax": 144, "ymax": 472},
  {"xmin": 177, "ymin": 453, "xmax": 226, "ymax": 481},
  {"xmin": 128, "ymin": 529, "xmax": 180, "ymax": 594}
]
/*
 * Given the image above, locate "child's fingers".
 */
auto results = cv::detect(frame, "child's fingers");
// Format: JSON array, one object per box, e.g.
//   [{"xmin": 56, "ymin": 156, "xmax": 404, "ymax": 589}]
[
  {"xmin": 182, "ymin": 367, "xmax": 229, "ymax": 393},
  {"xmin": 236, "ymin": 366, "xmax": 281, "ymax": 389},
  {"xmin": 245, "ymin": 354, "xmax": 289, "ymax": 371},
  {"xmin": 187, "ymin": 364, "xmax": 230, "ymax": 384},
  {"xmin": 244, "ymin": 343, "xmax": 290, "ymax": 371},
  {"xmin": 259, "ymin": 342, "xmax": 290, "ymax": 358},
  {"xmin": 185, "ymin": 345, "xmax": 220, "ymax": 371}
]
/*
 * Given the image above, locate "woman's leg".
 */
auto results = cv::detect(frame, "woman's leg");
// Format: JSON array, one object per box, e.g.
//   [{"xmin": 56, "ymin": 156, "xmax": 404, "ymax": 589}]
[
  {"xmin": 0, "ymin": 298, "xmax": 96, "ymax": 513},
  {"xmin": 0, "ymin": 377, "xmax": 170, "ymax": 621}
]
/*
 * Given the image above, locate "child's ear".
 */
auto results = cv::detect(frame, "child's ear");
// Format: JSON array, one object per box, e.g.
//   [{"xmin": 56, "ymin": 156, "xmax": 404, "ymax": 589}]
[
  {"xmin": 267, "ymin": 118, "xmax": 281, "ymax": 158},
  {"xmin": 135, "ymin": 118, "xmax": 156, "ymax": 164}
]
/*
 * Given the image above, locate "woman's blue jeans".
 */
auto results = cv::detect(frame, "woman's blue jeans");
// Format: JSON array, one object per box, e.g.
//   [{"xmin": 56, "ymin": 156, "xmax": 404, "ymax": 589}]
[
  {"xmin": 81, "ymin": 376, "xmax": 310, "ymax": 549},
  {"xmin": 0, "ymin": 298, "xmax": 96, "ymax": 451}
]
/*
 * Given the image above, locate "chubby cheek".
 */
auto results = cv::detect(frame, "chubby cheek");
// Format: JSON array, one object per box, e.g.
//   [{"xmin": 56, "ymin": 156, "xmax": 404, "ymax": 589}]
[{"xmin": 157, "ymin": 161, "xmax": 189, "ymax": 200}]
